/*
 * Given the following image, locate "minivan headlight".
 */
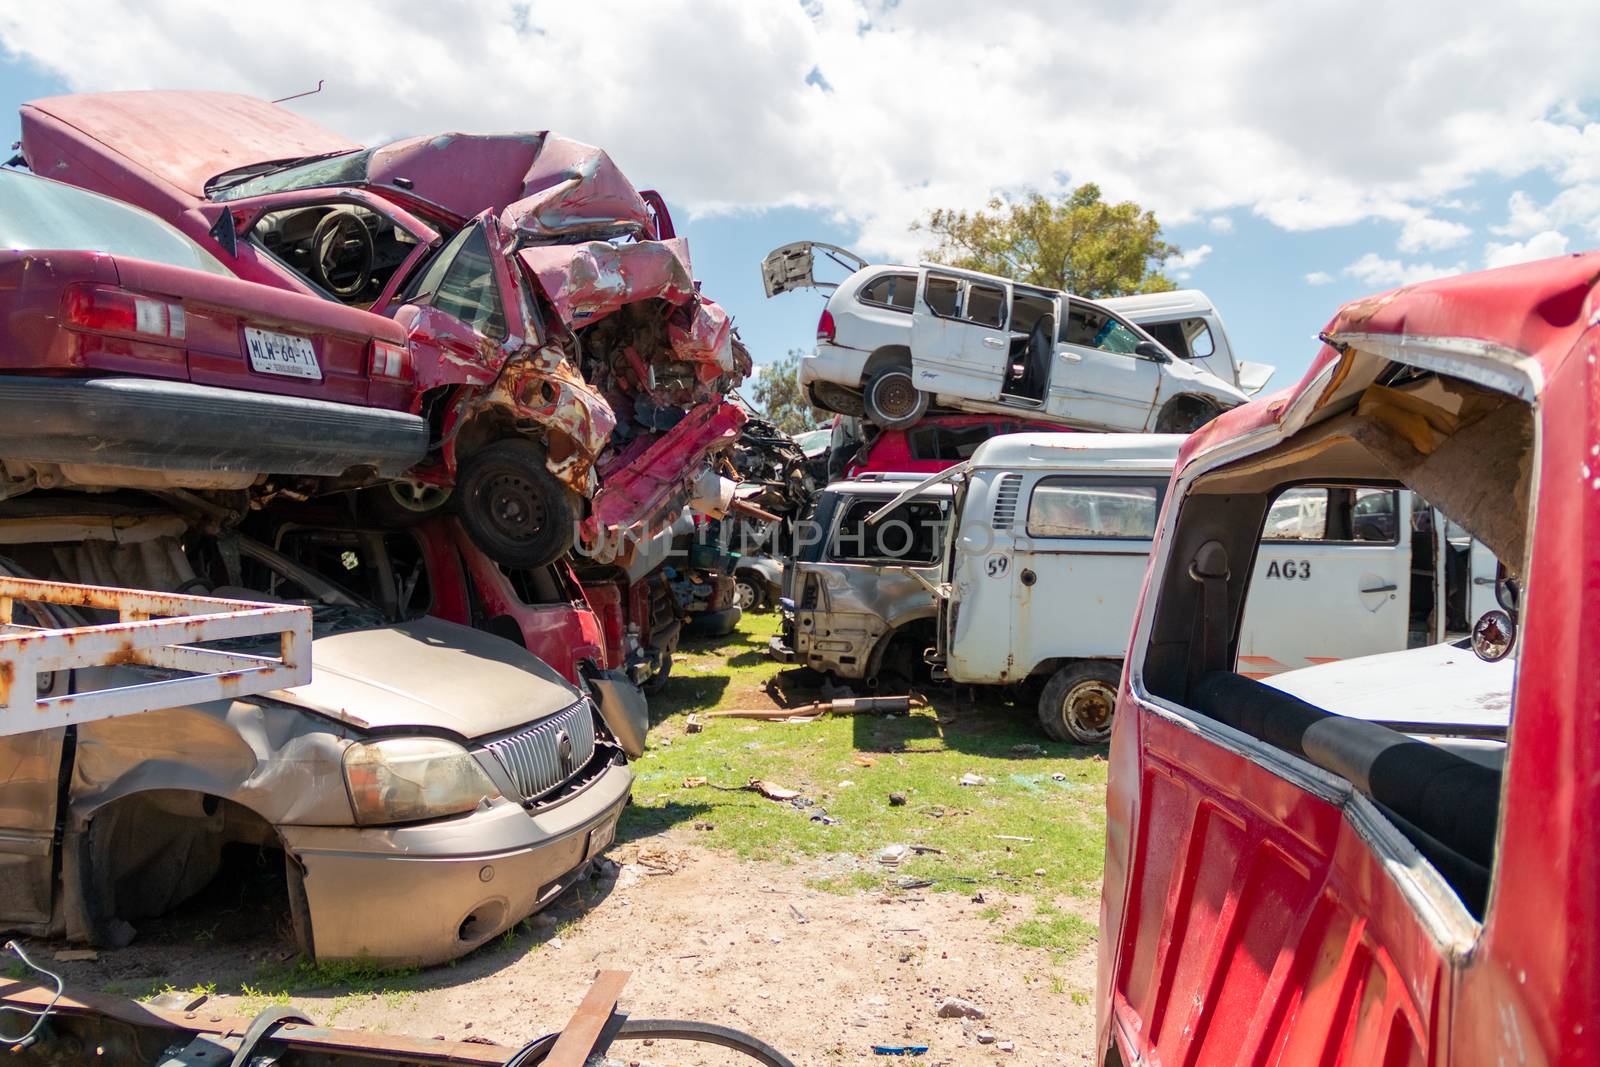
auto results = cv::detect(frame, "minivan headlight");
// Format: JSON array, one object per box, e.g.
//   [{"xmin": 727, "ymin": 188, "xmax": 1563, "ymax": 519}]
[{"xmin": 343, "ymin": 738, "xmax": 502, "ymax": 826}]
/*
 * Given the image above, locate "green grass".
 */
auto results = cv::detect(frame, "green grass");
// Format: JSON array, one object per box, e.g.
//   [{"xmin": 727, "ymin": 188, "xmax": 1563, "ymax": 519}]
[{"xmin": 622, "ymin": 611, "xmax": 1111, "ymax": 900}]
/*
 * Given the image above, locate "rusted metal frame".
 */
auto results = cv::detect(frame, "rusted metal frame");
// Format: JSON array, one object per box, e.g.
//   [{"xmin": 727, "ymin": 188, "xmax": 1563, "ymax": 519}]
[
  {"xmin": 0, "ymin": 577, "xmax": 310, "ymax": 731},
  {"xmin": 0, "ymin": 980, "xmax": 514, "ymax": 1063},
  {"xmin": 541, "ymin": 968, "xmax": 631, "ymax": 1067}
]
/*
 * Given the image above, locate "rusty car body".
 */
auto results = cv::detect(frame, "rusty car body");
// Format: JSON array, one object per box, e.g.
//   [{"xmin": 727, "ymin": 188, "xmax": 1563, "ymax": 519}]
[
  {"xmin": 18, "ymin": 91, "xmax": 750, "ymax": 568},
  {"xmin": 0, "ymin": 496, "xmax": 642, "ymax": 967},
  {"xmin": 769, "ymin": 474, "xmax": 954, "ymax": 684},
  {"xmin": 1097, "ymin": 254, "xmax": 1595, "ymax": 1064}
]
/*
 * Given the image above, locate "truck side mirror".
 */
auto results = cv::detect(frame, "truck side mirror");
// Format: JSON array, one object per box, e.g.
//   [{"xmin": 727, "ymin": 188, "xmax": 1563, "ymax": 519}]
[{"xmin": 1134, "ymin": 340, "xmax": 1172, "ymax": 362}]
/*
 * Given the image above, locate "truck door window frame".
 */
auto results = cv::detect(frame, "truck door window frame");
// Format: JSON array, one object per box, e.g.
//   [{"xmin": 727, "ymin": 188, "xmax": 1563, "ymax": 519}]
[{"xmin": 828, "ymin": 495, "xmax": 951, "ymax": 566}]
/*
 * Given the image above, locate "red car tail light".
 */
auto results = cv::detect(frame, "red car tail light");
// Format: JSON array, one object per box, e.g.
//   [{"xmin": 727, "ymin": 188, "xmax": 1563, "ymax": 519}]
[
  {"xmin": 369, "ymin": 339, "xmax": 414, "ymax": 384},
  {"xmin": 61, "ymin": 284, "xmax": 186, "ymax": 340},
  {"xmin": 817, "ymin": 308, "xmax": 836, "ymax": 343}
]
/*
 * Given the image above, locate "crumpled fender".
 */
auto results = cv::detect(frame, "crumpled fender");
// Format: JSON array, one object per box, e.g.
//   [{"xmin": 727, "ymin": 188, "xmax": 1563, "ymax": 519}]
[
  {"xmin": 441, "ymin": 349, "xmax": 618, "ymax": 497},
  {"xmin": 518, "ymin": 239, "xmax": 695, "ymax": 329},
  {"xmin": 578, "ymin": 400, "xmax": 748, "ymax": 562}
]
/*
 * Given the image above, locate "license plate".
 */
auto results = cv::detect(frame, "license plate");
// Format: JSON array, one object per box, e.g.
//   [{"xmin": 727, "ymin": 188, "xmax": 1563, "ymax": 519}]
[
  {"xmin": 585, "ymin": 819, "xmax": 616, "ymax": 861},
  {"xmin": 244, "ymin": 327, "xmax": 321, "ymax": 380}
]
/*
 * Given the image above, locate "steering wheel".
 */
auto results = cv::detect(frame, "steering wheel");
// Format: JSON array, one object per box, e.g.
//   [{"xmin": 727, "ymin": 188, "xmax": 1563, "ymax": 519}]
[{"xmin": 310, "ymin": 210, "xmax": 374, "ymax": 301}]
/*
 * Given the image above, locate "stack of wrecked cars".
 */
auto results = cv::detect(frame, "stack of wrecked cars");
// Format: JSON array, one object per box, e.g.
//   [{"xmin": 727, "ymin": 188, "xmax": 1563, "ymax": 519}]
[
  {"xmin": 0, "ymin": 89, "xmax": 766, "ymax": 965},
  {"xmin": 16, "ymin": 90, "xmax": 752, "ymax": 569}
]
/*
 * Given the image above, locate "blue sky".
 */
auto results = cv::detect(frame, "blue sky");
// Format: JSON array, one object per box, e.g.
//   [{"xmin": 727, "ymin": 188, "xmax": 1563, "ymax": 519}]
[{"xmin": 4, "ymin": 2, "xmax": 1598, "ymax": 401}]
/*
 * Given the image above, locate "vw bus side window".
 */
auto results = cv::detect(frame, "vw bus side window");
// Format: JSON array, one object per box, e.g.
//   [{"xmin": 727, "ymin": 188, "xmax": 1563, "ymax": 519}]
[
  {"xmin": 830, "ymin": 498, "xmax": 949, "ymax": 565},
  {"xmin": 1025, "ymin": 478, "xmax": 1165, "ymax": 539},
  {"xmin": 1263, "ymin": 487, "xmax": 1400, "ymax": 543}
]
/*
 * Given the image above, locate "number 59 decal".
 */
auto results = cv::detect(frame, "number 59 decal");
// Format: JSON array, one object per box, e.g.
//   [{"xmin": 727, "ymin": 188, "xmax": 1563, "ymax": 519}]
[{"xmin": 1265, "ymin": 559, "xmax": 1312, "ymax": 580}]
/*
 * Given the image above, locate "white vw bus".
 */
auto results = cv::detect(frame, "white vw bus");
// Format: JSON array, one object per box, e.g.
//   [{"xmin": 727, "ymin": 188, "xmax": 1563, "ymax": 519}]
[{"xmin": 872, "ymin": 433, "xmax": 1497, "ymax": 741}]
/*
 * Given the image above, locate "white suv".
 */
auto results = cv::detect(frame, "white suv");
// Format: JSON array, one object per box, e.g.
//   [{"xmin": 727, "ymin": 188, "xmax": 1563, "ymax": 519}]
[{"xmin": 762, "ymin": 242, "xmax": 1257, "ymax": 433}]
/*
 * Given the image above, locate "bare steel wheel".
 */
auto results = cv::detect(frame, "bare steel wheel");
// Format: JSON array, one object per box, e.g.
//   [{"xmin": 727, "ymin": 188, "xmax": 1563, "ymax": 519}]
[
  {"xmin": 1038, "ymin": 660, "xmax": 1122, "ymax": 743},
  {"xmin": 863, "ymin": 366, "xmax": 928, "ymax": 430},
  {"xmin": 457, "ymin": 439, "xmax": 579, "ymax": 568}
]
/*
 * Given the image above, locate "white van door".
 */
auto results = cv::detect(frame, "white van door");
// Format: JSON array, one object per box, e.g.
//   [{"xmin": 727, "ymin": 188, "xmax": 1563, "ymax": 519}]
[
  {"xmin": 1003, "ymin": 474, "xmax": 1167, "ymax": 682},
  {"xmin": 1046, "ymin": 299, "xmax": 1163, "ymax": 430},
  {"xmin": 1237, "ymin": 487, "xmax": 1412, "ymax": 678},
  {"xmin": 910, "ymin": 272, "xmax": 1011, "ymax": 402}
]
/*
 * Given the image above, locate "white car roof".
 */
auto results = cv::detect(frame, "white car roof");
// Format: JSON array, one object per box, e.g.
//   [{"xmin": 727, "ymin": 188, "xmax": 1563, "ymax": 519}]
[
  {"xmin": 966, "ymin": 433, "xmax": 1185, "ymax": 473},
  {"xmin": 1099, "ymin": 289, "xmax": 1217, "ymax": 317}
]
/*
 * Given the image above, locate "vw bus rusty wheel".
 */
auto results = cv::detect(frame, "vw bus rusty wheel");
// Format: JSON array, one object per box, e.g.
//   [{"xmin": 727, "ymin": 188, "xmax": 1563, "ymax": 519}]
[
  {"xmin": 457, "ymin": 439, "xmax": 579, "ymax": 568},
  {"xmin": 863, "ymin": 366, "xmax": 928, "ymax": 430},
  {"xmin": 1038, "ymin": 660, "xmax": 1122, "ymax": 744}
]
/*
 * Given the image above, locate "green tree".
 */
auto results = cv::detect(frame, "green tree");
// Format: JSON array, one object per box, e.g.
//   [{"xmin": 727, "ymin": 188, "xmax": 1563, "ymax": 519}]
[
  {"xmin": 913, "ymin": 183, "xmax": 1178, "ymax": 298},
  {"xmin": 749, "ymin": 348, "xmax": 820, "ymax": 434}
]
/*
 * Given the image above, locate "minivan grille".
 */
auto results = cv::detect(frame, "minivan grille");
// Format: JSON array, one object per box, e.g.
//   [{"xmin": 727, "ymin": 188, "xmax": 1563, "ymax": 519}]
[
  {"xmin": 482, "ymin": 699, "xmax": 597, "ymax": 802},
  {"xmin": 991, "ymin": 474, "xmax": 1024, "ymax": 529}
]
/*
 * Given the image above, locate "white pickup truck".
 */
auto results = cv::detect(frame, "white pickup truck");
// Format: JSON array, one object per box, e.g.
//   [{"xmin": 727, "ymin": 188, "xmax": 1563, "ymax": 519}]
[{"xmin": 762, "ymin": 242, "xmax": 1271, "ymax": 434}]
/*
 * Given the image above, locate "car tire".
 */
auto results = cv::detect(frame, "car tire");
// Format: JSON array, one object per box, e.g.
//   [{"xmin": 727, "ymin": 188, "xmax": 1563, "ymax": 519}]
[
  {"xmin": 1038, "ymin": 660, "xmax": 1122, "ymax": 744},
  {"xmin": 362, "ymin": 480, "xmax": 453, "ymax": 527},
  {"xmin": 457, "ymin": 439, "xmax": 580, "ymax": 568},
  {"xmin": 1154, "ymin": 396, "xmax": 1221, "ymax": 434},
  {"xmin": 863, "ymin": 366, "xmax": 928, "ymax": 430},
  {"xmin": 733, "ymin": 573, "xmax": 768, "ymax": 612}
]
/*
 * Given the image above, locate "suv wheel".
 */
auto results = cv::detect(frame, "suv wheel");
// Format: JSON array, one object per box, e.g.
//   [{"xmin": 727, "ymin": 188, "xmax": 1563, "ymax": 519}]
[
  {"xmin": 457, "ymin": 439, "xmax": 579, "ymax": 568},
  {"xmin": 1038, "ymin": 660, "xmax": 1121, "ymax": 743},
  {"xmin": 1155, "ymin": 396, "xmax": 1221, "ymax": 434},
  {"xmin": 863, "ymin": 366, "xmax": 928, "ymax": 430}
]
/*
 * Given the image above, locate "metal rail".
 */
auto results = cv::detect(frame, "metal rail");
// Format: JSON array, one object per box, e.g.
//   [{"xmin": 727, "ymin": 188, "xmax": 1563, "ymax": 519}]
[{"xmin": 0, "ymin": 577, "xmax": 311, "ymax": 735}]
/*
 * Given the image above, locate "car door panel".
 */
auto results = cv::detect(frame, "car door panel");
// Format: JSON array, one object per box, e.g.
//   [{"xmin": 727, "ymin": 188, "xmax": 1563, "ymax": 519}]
[
  {"xmin": 1048, "ymin": 301, "xmax": 1162, "ymax": 429},
  {"xmin": 910, "ymin": 273, "xmax": 1010, "ymax": 401}
]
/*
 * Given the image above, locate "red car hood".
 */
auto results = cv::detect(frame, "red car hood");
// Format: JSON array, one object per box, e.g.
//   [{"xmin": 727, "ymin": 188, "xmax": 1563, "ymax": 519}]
[
  {"xmin": 22, "ymin": 91, "xmax": 357, "ymax": 199},
  {"xmin": 363, "ymin": 131, "xmax": 652, "ymax": 236}
]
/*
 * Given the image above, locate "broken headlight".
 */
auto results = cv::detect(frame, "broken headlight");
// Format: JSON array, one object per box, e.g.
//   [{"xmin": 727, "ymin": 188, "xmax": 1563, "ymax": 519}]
[{"xmin": 343, "ymin": 737, "xmax": 502, "ymax": 826}]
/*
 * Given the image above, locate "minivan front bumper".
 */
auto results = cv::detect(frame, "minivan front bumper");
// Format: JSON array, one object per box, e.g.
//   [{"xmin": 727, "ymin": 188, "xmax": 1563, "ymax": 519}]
[{"xmin": 279, "ymin": 756, "xmax": 632, "ymax": 967}]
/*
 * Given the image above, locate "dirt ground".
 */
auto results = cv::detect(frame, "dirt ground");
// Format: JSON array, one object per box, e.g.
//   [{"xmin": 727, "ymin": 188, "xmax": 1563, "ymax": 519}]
[
  {"xmin": 33, "ymin": 612, "xmax": 1104, "ymax": 1064},
  {"xmin": 43, "ymin": 833, "xmax": 1097, "ymax": 1064}
]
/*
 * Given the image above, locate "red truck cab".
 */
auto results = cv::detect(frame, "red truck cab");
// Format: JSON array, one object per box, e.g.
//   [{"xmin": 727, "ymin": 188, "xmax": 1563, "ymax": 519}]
[{"xmin": 1099, "ymin": 255, "xmax": 1598, "ymax": 1064}]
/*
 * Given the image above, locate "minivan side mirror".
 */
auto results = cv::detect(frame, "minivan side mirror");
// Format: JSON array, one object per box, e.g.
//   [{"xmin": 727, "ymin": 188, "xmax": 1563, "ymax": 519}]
[{"xmin": 1134, "ymin": 340, "xmax": 1172, "ymax": 362}]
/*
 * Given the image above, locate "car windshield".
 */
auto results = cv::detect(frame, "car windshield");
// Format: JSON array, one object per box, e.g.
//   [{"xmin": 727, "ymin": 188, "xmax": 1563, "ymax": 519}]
[
  {"xmin": 209, "ymin": 147, "xmax": 375, "ymax": 202},
  {"xmin": 0, "ymin": 169, "xmax": 232, "ymax": 276}
]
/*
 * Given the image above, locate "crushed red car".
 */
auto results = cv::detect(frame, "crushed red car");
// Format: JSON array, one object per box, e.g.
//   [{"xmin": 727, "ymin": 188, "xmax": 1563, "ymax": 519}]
[{"xmin": 18, "ymin": 90, "xmax": 751, "ymax": 568}]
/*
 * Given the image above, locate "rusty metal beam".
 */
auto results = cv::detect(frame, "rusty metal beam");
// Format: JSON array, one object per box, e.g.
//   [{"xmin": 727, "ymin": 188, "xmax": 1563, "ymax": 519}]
[{"xmin": 540, "ymin": 969, "xmax": 632, "ymax": 1067}]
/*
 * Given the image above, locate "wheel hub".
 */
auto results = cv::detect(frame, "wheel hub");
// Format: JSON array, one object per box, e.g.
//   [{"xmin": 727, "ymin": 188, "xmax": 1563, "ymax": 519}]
[
  {"xmin": 874, "ymin": 375, "xmax": 919, "ymax": 419},
  {"xmin": 1063, "ymin": 681, "xmax": 1115, "ymax": 737},
  {"xmin": 483, "ymin": 472, "xmax": 548, "ymax": 542}
]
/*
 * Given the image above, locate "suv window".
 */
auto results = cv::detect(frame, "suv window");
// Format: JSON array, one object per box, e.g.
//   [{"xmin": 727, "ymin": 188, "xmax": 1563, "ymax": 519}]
[
  {"xmin": 924, "ymin": 275, "xmax": 960, "ymax": 317},
  {"xmin": 830, "ymin": 497, "xmax": 949, "ymax": 564},
  {"xmin": 858, "ymin": 272, "xmax": 917, "ymax": 312},
  {"xmin": 406, "ymin": 224, "xmax": 508, "ymax": 340},
  {"xmin": 1062, "ymin": 301, "xmax": 1143, "ymax": 354},
  {"xmin": 963, "ymin": 283, "xmax": 1007, "ymax": 328},
  {"xmin": 1026, "ymin": 478, "xmax": 1164, "ymax": 539},
  {"xmin": 1264, "ymin": 487, "xmax": 1399, "ymax": 543},
  {"xmin": 1144, "ymin": 317, "xmax": 1216, "ymax": 360}
]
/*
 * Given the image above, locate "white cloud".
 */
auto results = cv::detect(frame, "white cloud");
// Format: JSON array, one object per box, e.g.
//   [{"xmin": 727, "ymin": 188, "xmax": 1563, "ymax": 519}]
[
  {"xmin": 1207, "ymin": 216, "xmax": 1234, "ymax": 234},
  {"xmin": 4, "ymin": 1, "xmax": 1600, "ymax": 259},
  {"xmin": 1167, "ymin": 243, "xmax": 1212, "ymax": 279},
  {"xmin": 1492, "ymin": 186, "xmax": 1600, "ymax": 239},
  {"xmin": 1343, "ymin": 253, "xmax": 1467, "ymax": 288},
  {"xmin": 1304, "ymin": 271, "xmax": 1334, "ymax": 285},
  {"xmin": 1483, "ymin": 229, "xmax": 1570, "ymax": 269},
  {"xmin": 1397, "ymin": 215, "xmax": 1471, "ymax": 253}
]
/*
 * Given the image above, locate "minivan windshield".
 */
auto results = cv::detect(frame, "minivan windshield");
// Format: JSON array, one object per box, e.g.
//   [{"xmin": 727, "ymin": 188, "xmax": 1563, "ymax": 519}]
[{"xmin": 0, "ymin": 169, "xmax": 232, "ymax": 276}]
